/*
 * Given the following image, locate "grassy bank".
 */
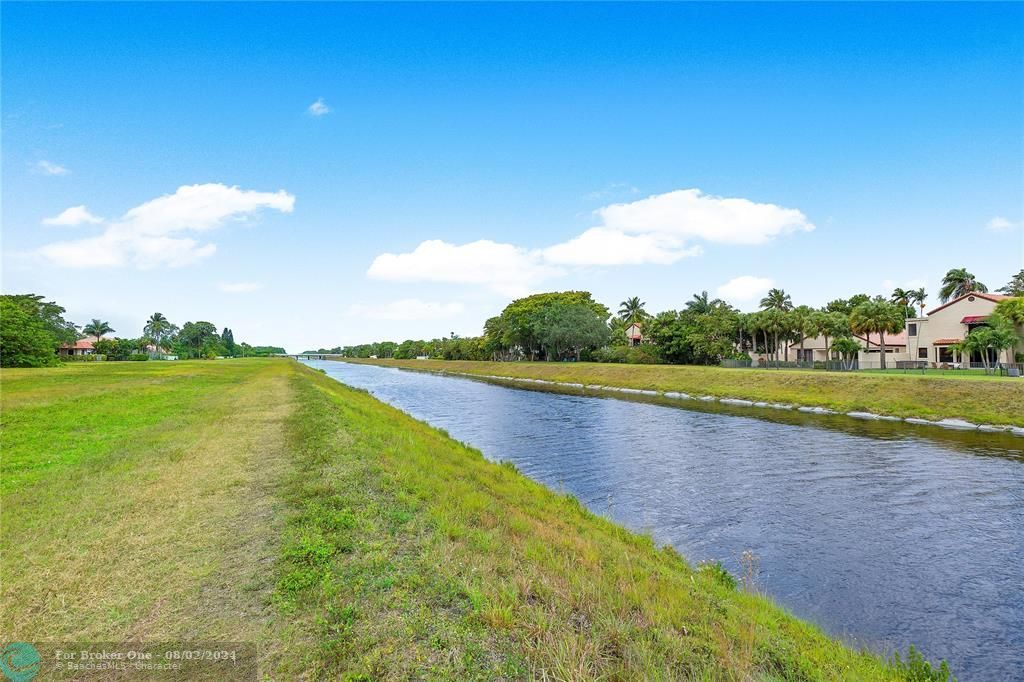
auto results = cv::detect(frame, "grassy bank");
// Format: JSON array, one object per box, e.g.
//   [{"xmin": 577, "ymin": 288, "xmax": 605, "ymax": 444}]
[
  {"xmin": 3, "ymin": 359, "xmax": 915, "ymax": 678},
  {"xmin": 345, "ymin": 358, "xmax": 1024, "ymax": 427}
]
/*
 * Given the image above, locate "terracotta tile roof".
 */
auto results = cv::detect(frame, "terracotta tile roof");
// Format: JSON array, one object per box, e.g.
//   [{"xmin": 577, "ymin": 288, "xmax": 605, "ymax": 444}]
[
  {"xmin": 932, "ymin": 338, "xmax": 961, "ymax": 345},
  {"xmin": 855, "ymin": 330, "xmax": 909, "ymax": 348},
  {"xmin": 61, "ymin": 338, "xmax": 95, "ymax": 350},
  {"xmin": 926, "ymin": 292, "xmax": 1009, "ymax": 316}
]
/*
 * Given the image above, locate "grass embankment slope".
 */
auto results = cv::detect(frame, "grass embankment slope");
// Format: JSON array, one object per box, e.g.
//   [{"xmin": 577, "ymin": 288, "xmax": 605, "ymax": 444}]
[
  {"xmin": 348, "ymin": 358, "xmax": 1024, "ymax": 427},
  {"xmin": 3, "ymin": 359, "xmax": 906, "ymax": 679}
]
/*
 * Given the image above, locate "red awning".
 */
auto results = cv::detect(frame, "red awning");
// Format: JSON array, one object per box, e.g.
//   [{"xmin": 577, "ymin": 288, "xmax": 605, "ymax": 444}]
[{"xmin": 961, "ymin": 315, "xmax": 988, "ymax": 324}]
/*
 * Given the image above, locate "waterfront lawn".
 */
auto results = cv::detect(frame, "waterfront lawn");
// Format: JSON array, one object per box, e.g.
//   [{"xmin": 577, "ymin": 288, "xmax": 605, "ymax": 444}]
[
  {"xmin": 3, "ymin": 359, "xmax": 907, "ymax": 678},
  {"xmin": 348, "ymin": 358, "xmax": 1024, "ymax": 427}
]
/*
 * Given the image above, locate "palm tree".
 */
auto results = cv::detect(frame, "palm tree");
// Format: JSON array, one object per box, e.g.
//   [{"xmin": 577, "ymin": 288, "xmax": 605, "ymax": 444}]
[
  {"xmin": 792, "ymin": 306, "xmax": 816, "ymax": 365},
  {"xmin": 617, "ymin": 296, "xmax": 648, "ymax": 323},
  {"xmin": 82, "ymin": 319, "xmax": 114, "ymax": 343},
  {"xmin": 831, "ymin": 336, "xmax": 862, "ymax": 371},
  {"xmin": 686, "ymin": 291, "xmax": 723, "ymax": 315},
  {"xmin": 910, "ymin": 287, "xmax": 927, "ymax": 316},
  {"xmin": 997, "ymin": 269, "xmax": 1024, "ymax": 296},
  {"xmin": 759, "ymin": 288, "xmax": 793, "ymax": 312},
  {"xmin": 144, "ymin": 312, "xmax": 172, "ymax": 346},
  {"xmin": 938, "ymin": 268, "xmax": 988, "ymax": 303},
  {"xmin": 849, "ymin": 299, "xmax": 904, "ymax": 370}
]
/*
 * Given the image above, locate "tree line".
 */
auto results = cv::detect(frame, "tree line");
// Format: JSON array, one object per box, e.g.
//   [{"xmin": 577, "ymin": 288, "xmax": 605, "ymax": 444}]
[
  {"xmin": 0, "ymin": 294, "xmax": 285, "ymax": 367},
  {"xmin": 318, "ymin": 267, "xmax": 1024, "ymax": 370}
]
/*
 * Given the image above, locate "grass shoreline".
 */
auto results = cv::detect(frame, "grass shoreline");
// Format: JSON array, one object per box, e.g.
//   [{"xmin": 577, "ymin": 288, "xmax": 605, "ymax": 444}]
[
  {"xmin": 2, "ymin": 359, "xmax": 928, "ymax": 678},
  {"xmin": 341, "ymin": 358, "xmax": 1024, "ymax": 429}
]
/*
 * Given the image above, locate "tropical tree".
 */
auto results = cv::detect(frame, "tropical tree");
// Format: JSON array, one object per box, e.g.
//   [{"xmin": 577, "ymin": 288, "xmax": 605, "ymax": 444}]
[
  {"xmin": 831, "ymin": 336, "xmax": 862, "ymax": 371},
  {"xmin": 791, "ymin": 306, "xmax": 817, "ymax": 364},
  {"xmin": 82, "ymin": 319, "xmax": 114, "ymax": 343},
  {"xmin": 144, "ymin": 313, "xmax": 174, "ymax": 346},
  {"xmin": 685, "ymin": 291, "xmax": 723, "ymax": 315},
  {"xmin": 849, "ymin": 298, "xmax": 904, "ymax": 370},
  {"xmin": 997, "ymin": 270, "xmax": 1024, "ymax": 296},
  {"xmin": 910, "ymin": 287, "xmax": 927, "ymax": 317},
  {"xmin": 760, "ymin": 308, "xmax": 789, "ymax": 365},
  {"xmin": 994, "ymin": 297, "xmax": 1024, "ymax": 327},
  {"xmin": 617, "ymin": 296, "xmax": 649, "ymax": 323},
  {"xmin": 938, "ymin": 268, "xmax": 988, "ymax": 303},
  {"xmin": 890, "ymin": 288, "xmax": 916, "ymax": 325},
  {"xmin": 957, "ymin": 316, "xmax": 1017, "ymax": 372},
  {"xmin": 811, "ymin": 310, "xmax": 849, "ymax": 362},
  {"xmin": 760, "ymin": 288, "xmax": 793, "ymax": 312}
]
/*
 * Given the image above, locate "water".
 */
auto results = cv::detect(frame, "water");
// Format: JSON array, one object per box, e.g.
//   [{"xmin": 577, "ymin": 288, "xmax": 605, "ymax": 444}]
[{"xmin": 305, "ymin": 360, "xmax": 1024, "ymax": 680}]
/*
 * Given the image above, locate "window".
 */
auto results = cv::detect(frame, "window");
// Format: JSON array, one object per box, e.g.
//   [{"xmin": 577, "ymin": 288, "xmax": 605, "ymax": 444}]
[
  {"xmin": 938, "ymin": 346, "xmax": 958, "ymax": 363},
  {"xmin": 918, "ymin": 347, "xmax": 928, "ymax": 359},
  {"xmin": 908, "ymin": 323, "xmax": 917, "ymax": 337}
]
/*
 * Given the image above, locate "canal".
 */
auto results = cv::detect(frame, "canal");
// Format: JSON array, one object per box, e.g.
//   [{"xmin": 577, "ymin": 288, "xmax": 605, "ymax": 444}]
[{"xmin": 305, "ymin": 359, "xmax": 1023, "ymax": 680}]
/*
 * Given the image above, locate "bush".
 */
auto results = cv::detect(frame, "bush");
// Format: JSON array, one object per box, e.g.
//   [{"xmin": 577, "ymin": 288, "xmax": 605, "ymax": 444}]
[
  {"xmin": 128, "ymin": 353, "xmax": 149, "ymax": 361},
  {"xmin": 591, "ymin": 345, "xmax": 663, "ymax": 364},
  {"xmin": 890, "ymin": 646, "xmax": 955, "ymax": 682}
]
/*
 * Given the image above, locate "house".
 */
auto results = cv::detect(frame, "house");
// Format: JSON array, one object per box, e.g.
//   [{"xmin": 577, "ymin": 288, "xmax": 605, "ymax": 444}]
[
  {"xmin": 58, "ymin": 339, "xmax": 96, "ymax": 357},
  {"xmin": 909, "ymin": 292, "xmax": 1020, "ymax": 366},
  {"xmin": 625, "ymin": 322, "xmax": 643, "ymax": 347},
  {"xmin": 788, "ymin": 292, "xmax": 1021, "ymax": 368}
]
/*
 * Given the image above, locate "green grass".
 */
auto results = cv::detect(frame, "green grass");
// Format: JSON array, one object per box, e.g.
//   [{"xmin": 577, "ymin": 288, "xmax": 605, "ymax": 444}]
[
  {"xmin": 2, "ymin": 359, "xmax": 919, "ymax": 679},
  {"xmin": 346, "ymin": 358, "xmax": 1024, "ymax": 427}
]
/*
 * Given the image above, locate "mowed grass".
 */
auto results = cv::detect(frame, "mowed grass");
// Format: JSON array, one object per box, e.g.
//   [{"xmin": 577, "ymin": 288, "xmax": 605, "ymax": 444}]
[
  {"xmin": 347, "ymin": 358, "xmax": 1024, "ymax": 427},
  {"xmin": 3, "ymin": 359, "xmax": 907, "ymax": 679}
]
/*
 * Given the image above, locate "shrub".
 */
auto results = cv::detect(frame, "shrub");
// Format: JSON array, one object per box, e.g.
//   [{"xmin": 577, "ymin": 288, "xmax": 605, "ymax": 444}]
[
  {"xmin": 128, "ymin": 353, "xmax": 149, "ymax": 361},
  {"xmin": 890, "ymin": 646, "xmax": 955, "ymax": 682},
  {"xmin": 591, "ymin": 345, "xmax": 663, "ymax": 364}
]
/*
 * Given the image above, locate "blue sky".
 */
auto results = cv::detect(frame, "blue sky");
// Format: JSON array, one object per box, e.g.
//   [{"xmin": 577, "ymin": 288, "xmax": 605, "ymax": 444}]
[{"xmin": 3, "ymin": 2, "xmax": 1022, "ymax": 352}]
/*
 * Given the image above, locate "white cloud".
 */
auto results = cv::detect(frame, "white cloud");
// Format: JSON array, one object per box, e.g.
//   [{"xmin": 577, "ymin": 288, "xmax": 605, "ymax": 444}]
[
  {"xmin": 986, "ymin": 216, "xmax": 1016, "ymax": 232},
  {"xmin": 542, "ymin": 227, "xmax": 701, "ymax": 266},
  {"xmin": 218, "ymin": 281, "xmax": 263, "ymax": 294},
  {"xmin": 308, "ymin": 98, "xmax": 330, "ymax": 116},
  {"xmin": 366, "ymin": 188, "xmax": 813, "ymax": 291},
  {"xmin": 716, "ymin": 275, "xmax": 775, "ymax": 302},
  {"xmin": 597, "ymin": 188, "xmax": 814, "ymax": 245},
  {"xmin": 37, "ymin": 183, "xmax": 294, "ymax": 269},
  {"xmin": 42, "ymin": 205, "xmax": 103, "ymax": 226},
  {"xmin": 34, "ymin": 160, "xmax": 70, "ymax": 176},
  {"xmin": 368, "ymin": 239, "xmax": 562, "ymax": 296},
  {"xmin": 348, "ymin": 299, "xmax": 465, "ymax": 321}
]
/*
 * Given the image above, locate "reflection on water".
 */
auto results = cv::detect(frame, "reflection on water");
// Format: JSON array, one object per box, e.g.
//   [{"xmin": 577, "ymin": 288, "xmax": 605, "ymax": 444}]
[{"xmin": 306, "ymin": 360, "xmax": 1024, "ymax": 680}]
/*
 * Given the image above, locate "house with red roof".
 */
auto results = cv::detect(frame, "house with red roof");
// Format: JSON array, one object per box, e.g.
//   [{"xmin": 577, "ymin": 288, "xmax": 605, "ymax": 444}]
[
  {"xmin": 58, "ymin": 338, "xmax": 97, "ymax": 357},
  {"xmin": 907, "ymin": 292, "xmax": 1019, "ymax": 367}
]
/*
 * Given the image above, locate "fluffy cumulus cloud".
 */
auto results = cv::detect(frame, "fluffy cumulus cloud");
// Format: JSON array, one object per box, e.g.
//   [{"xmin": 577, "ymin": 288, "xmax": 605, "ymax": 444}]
[
  {"xmin": 37, "ymin": 183, "xmax": 294, "ymax": 269},
  {"xmin": 218, "ymin": 281, "xmax": 263, "ymax": 294},
  {"xmin": 716, "ymin": 275, "xmax": 775, "ymax": 302},
  {"xmin": 308, "ymin": 98, "xmax": 330, "ymax": 116},
  {"xmin": 986, "ymin": 216, "xmax": 1016, "ymax": 232},
  {"xmin": 596, "ymin": 189, "xmax": 814, "ymax": 245},
  {"xmin": 368, "ymin": 239, "xmax": 562, "ymax": 297},
  {"xmin": 35, "ymin": 160, "xmax": 70, "ymax": 176},
  {"xmin": 367, "ymin": 188, "xmax": 812, "ymax": 292},
  {"xmin": 542, "ymin": 227, "xmax": 702, "ymax": 266},
  {"xmin": 42, "ymin": 205, "xmax": 104, "ymax": 226},
  {"xmin": 348, "ymin": 298, "xmax": 465, "ymax": 321}
]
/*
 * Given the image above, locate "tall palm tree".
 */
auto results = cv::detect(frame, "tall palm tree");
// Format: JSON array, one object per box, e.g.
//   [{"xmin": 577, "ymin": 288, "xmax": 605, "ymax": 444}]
[
  {"xmin": 938, "ymin": 268, "xmax": 988, "ymax": 303},
  {"xmin": 82, "ymin": 319, "xmax": 114, "ymax": 343},
  {"xmin": 910, "ymin": 287, "xmax": 927, "ymax": 316},
  {"xmin": 759, "ymin": 288, "xmax": 793, "ymax": 312},
  {"xmin": 686, "ymin": 291, "xmax": 723, "ymax": 315},
  {"xmin": 144, "ymin": 312, "xmax": 172, "ymax": 346},
  {"xmin": 849, "ymin": 299, "xmax": 904, "ymax": 370},
  {"xmin": 617, "ymin": 296, "xmax": 648, "ymax": 323},
  {"xmin": 997, "ymin": 269, "xmax": 1024, "ymax": 296}
]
